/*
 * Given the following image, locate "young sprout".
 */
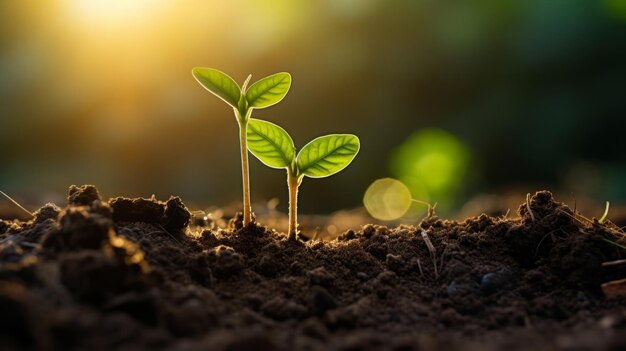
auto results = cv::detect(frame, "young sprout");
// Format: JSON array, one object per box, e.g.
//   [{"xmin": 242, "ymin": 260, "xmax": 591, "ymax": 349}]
[
  {"xmin": 599, "ymin": 201, "xmax": 610, "ymax": 224},
  {"xmin": 246, "ymin": 118, "xmax": 360, "ymax": 240},
  {"xmin": 192, "ymin": 68, "xmax": 291, "ymax": 226}
]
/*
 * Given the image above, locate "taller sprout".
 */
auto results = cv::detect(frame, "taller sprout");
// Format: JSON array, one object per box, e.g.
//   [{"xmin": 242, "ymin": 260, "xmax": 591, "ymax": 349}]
[{"xmin": 192, "ymin": 68, "xmax": 291, "ymax": 226}]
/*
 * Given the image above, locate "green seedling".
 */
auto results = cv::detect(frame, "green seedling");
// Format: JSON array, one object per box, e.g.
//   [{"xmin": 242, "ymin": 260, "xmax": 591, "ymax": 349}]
[
  {"xmin": 599, "ymin": 201, "xmax": 610, "ymax": 224},
  {"xmin": 192, "ymin": 68, "xmax": 291, "ymax": 226},
  {"xmin": 246, "ymin": 118, "xmax": 360, "ymax": 239}
]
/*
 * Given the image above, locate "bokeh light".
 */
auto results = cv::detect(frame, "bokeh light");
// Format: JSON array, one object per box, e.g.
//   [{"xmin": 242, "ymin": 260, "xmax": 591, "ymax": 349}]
[
  {"xmin": 363, "ymin": 178, "xmax": 412, "ymax": 221},
  {"xmin": 1, "ymin": 0, "xmax": 625, "ymax": 215},
  {"xmin": 390, "ymin": 129, "xmax": 470, "ymax": 211}
]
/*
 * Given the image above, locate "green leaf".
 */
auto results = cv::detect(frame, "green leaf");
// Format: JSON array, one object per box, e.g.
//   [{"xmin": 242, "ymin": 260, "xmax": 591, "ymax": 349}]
[
  {"xmin": 245, "ymin": 72, "xmax": 291, "ymax": 109},
  {"xmin": 247, "ymin": 118, "xmax": 296, "ymax": 169},
  {"xmin": 192, "ymin": 67, "xmax": 241, "ymax": 108},
  {"xmin": 297, "ymin": 134, "xmax": 360, "ymax": 178}
]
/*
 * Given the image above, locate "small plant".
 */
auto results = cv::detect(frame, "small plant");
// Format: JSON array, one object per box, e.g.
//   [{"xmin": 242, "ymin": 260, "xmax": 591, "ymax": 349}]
[
  {"xmin": 246, "ymin": 118, "xmax": 360, "ymax": 239},
  {"xmin": 599, "ymin": 201, "xmax": 610, "ymax": 224},
  {"xmin": 192, "ymin": 68, "xmax": 291, "ymax": 226}
]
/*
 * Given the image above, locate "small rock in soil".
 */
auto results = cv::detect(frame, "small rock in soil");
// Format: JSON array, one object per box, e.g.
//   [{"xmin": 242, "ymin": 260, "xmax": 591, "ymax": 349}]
[
  {"xmin": 480, "ymin": 267, "xmax": 514, "ymax": 294},
  {"xmin": 163, "ymin": 197, "xmax": 191, "ymax": 232}
]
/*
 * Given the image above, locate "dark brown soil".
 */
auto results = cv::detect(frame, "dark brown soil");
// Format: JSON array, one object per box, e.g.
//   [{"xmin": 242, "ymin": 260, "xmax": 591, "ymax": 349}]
[{"xmin": 1, "ymin": 185, "xmax": 626, "ymax": 351}]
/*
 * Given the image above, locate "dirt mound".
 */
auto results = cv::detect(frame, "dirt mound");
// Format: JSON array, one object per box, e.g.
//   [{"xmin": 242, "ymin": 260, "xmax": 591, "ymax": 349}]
[{"xmin": 1, "ymin": 186, "xmax": 625, "ymax": 350}]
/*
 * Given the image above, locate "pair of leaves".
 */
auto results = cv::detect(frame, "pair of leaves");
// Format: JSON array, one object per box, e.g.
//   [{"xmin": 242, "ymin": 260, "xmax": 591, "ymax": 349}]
[
  {"xmin": 192, "ymin": 67, "xmax": 291, "ymax": 110},
  {"xmin": 247, "ymin": 119, "xmax": 360, "ymax": 178}
]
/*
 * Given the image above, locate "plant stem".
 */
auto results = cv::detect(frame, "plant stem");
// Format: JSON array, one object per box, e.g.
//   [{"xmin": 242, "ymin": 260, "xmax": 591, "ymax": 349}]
[
  {"xmin": 239, "ymin": 121, "xmax": 252, "ymax": 226},
  {"xmin": 287, "ymin": 171, "xmax": 301, "ymax": 240}
]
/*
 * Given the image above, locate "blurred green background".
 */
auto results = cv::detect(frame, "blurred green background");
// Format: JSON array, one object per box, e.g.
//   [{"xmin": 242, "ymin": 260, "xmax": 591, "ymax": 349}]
[{"xmin": 1, "ymin": 0, "xmax": 625, "ymax": 216}]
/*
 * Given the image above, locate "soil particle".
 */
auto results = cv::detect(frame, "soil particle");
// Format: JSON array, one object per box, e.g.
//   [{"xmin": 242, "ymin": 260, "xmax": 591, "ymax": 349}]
[
  {"xmin": 43, "ymin": 205, "xmax": 114, "ymax": 251},
  {"xmin": 59, "ymin": 235, "xmax": 150, "ymax": 304},
  {"xmin": 308, "ymin": 266, "xmax": 335, "ymax": 286},
  {"xmin": 109, "ymin": 195, "xmax": 191, "ymax": 234},
  {"xmin": 1, "ymin": 187, "xmax": 626, "ymax": 350},
  {"xmin": 33, "ymin": 203, "xmax": 61, "ymax": 223},
  {"xmin": 68, "ymin": 184, "xmax": 101, "ymax": 206},
  {"xmin": 164, "ymin": 197, "xmax": 192, "ymax": 232},
  {"xmin": 261, "ymin": 296, "xmax": 307, "ymax": 321},
  {"xmin": 207, "ymin": 245, "xmax": 245, "ymax": 278},
  {"xmin": 385, "ymin": 253, "xmax": 405, "ymax": 272},
  {"xmin": 110, "ymin": 196, "xmax": 164, "ymax": 222}
]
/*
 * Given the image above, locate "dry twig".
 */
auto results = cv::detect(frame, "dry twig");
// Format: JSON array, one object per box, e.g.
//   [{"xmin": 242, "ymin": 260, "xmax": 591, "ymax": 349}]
[
  {"xmin": 420, "ymin": 229, "xmax": 438, "ymax": 280},
  {"xmin": 0, "ymin": 190, "xmax": 34, "ymax": 218}
]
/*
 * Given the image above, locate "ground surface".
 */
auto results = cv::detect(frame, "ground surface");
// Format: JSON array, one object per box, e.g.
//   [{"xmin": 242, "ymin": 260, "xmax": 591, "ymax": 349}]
[{"xmin": 1, "ymin": 185, "xmax": 626, "ymax": 351}]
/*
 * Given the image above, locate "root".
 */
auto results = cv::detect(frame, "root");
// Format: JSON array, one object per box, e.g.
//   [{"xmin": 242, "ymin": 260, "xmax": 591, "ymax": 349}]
[
  {"xmin": 438, "ymin": 244, "xmax": 449, "ymax": 276},
  {"xmin": 533, "ymin": 228, "xmax": 567, "ymax": 260},
  {"xmin": 502, "ymin": 208, "xmax": 511, "ymax": 219},
  {"xmin": 420, "ymin": 229, "xmax": 438, "ymax": 280},
  {"xmin": 157, "ymin": 224, "xmax": 182, "ymax": 245},
  {"xmin": 416, "ymin": 258, "xmax": 425, "ymax": 278},
  {"xmin": 411, "ymin": 199, "xmax": 437, "ymax": 218},
  {"xmin": 603, "ymin": 238, "xmax": 626, "ymax": 251},
  {"xmin": 0, "ymin": 190, "xmax": 34, "ymax": 218},
  {"xmin": 526, "ymin": 193, "xmax": 535, "ymax": 223},
  {"xmin": 602, "ymin": 259, "xmax": 626, "ymax": 267}
]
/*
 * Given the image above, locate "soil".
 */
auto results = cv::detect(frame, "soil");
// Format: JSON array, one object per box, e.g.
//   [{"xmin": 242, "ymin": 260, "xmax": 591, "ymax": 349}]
[{"xmin": 1, "ymin": 185, "xmax": 626, "ymax": 351}]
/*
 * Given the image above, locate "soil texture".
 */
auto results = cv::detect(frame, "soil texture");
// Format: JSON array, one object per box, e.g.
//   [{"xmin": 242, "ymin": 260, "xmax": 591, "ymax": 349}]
[{"xmin": 1, "ymin": 185, "xmax": 626, "ymax": 350}]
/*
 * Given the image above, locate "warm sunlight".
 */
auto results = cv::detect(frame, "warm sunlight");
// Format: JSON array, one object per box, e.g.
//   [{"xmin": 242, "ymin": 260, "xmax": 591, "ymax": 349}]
[{"xmin": 63, "ymin": 0, "xmax": 168, "ymax": 30}]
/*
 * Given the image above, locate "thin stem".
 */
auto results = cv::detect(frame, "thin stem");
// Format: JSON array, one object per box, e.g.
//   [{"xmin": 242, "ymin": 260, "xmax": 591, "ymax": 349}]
[
  {"xmin": 0, "ymin": 191, "xmax": 34, "ymax": 218},
  {"xmin": 239, "ymin": 121, "xmax": 252, "ymax": 226},
  {"xmin": 599, "ymin": 201, "xmax": 610, "ymax": 224},
  {"xmin": 287, "ymin": 171, "xmax": 300, "ymax": 240}
]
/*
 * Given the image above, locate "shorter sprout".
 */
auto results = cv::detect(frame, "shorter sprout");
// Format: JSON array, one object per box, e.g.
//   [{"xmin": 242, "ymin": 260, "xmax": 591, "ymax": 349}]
[
  {"xmin": 246, "ymin": 118, "xmax": 360, "ymax": 239},
  {"xmin": 599, "ymin": 201, "xmax": 610, "ymax": 224}
]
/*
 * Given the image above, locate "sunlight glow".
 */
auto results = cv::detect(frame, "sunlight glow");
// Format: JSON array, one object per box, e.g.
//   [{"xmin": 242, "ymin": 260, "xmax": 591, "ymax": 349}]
[
  {"xmin": 64, "ymin": 0, "xmax": 167, "ymax": 29},
  {"xmin": 364, "ymin": 178, "xmax": 413, "ymax": 221},
  {"xmin": 390, "ymin": 129, "xmax": 470, "ymax": 211}
]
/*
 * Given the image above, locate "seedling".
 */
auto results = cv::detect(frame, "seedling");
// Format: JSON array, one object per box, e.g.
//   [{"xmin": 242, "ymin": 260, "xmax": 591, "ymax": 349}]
[
  {"xmin": 192, "ymin": 68, "xmax": 291, "ymax": 226},
  {"xmin": 246, "ymin": 118, "xmax": 360, "ymax": 239},
  {"xmin": 599, "ymin": 201, "xmax": 610, "ymax": 224}
]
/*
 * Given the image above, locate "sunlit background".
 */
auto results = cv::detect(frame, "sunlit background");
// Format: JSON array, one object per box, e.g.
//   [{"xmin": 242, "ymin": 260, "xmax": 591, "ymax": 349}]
[{"xmin": 1, "ymin": 0, "xmax": 626, "ymax": 222}]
